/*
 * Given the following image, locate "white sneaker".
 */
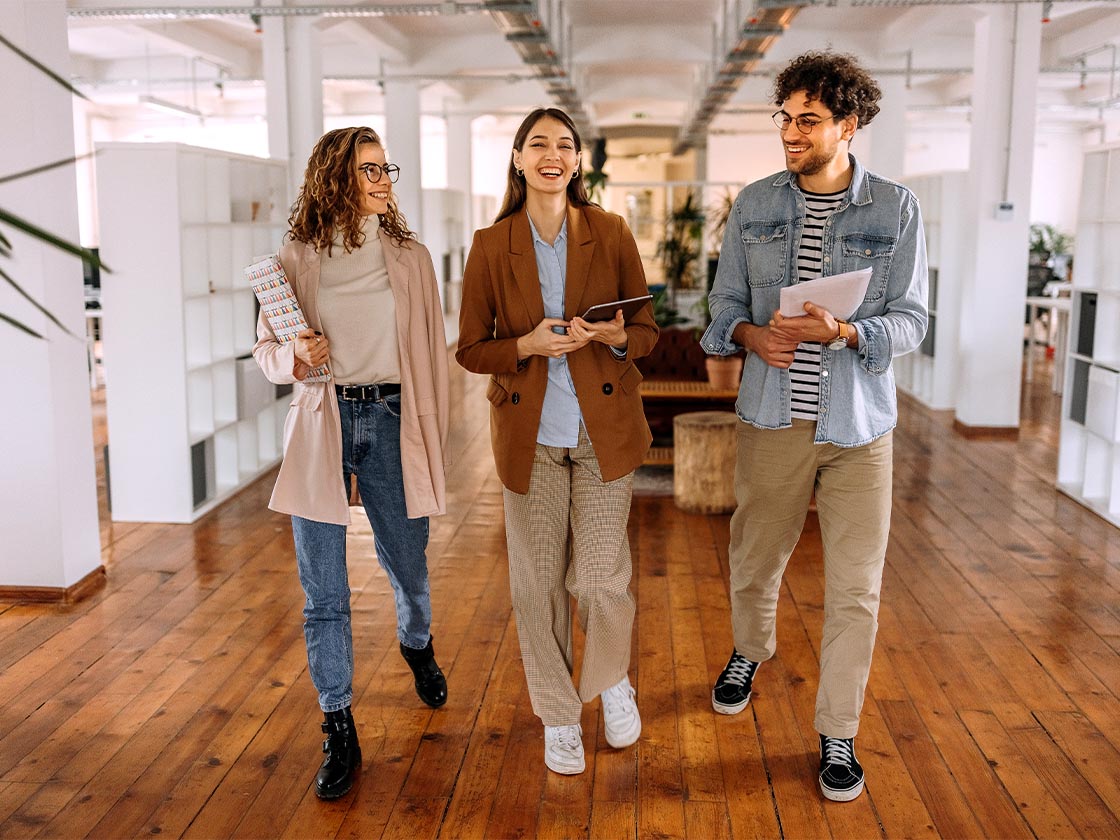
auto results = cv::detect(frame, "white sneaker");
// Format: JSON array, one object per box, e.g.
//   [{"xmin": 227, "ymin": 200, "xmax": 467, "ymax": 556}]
[
  {"xmin": 544, "ymin": 724, "xmax": 585, "ymax": 774},
  {"xmin": 601, "ymin": 676, "xmax": 641, "ymax": 748}
]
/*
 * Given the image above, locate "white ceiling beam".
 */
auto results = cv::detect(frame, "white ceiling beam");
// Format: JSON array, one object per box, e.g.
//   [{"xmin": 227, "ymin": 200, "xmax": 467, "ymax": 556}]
[
  {"xmin": 132, "ymin": 21, "xmax": 252, "ymax": 74},
  {"xmin": 1051, "ymin": 11, "xmax": 1120, "ymax": 60},
  {"xmin": 320, "ymin": 19, "xmax": 409, "ymax": 65},
  {"xmin": 875, "ymin": 7, "xmax": 952, "ymax": 55}
]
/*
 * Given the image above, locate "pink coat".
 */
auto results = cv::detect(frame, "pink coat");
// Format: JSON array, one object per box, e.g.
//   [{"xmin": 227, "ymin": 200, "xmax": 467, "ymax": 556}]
[{"xmin": 253, "ymin": 229, "xmax": 451, "ymax": 525}]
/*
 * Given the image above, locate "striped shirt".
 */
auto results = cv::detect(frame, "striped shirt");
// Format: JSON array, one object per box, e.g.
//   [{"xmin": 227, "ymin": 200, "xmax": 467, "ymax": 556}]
[{"xmin": 790, "ymin": 188, "xmax": 846, "ymax": 421}]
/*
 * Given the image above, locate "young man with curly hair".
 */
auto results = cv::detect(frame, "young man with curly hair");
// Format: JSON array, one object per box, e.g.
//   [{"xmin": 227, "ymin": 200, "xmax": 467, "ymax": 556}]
[{"xmin": 701, "ymin": 51, "xmax": 928, "ymax": 801}]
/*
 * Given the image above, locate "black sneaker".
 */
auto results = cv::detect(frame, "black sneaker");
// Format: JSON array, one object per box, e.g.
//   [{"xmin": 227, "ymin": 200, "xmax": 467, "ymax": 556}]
[
  {"xmin": 818, "ymin": 735, "xmax": 865, "ymax": 802},
  {"xmin": 711, "ymin": 650, "xmax": 759, "ymax": 715}
]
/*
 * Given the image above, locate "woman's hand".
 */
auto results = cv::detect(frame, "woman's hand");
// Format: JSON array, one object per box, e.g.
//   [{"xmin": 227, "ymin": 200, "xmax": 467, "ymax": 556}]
[
  {"xmin": 517, "ymin": 318, "xmax": 590, "ymax": 359},
  {"xmin": 568, "ymin": 310, "xmax": 627, "ymax": 351},
  {"xmin": 294, "ymin": 328, "xmax": 330, "ymax": 368}
]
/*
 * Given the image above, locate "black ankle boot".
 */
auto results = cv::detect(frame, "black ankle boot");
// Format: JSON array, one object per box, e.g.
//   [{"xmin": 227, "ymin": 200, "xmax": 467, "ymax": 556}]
[
  {"xmin": 400, "ymin": 637, "xmax": 447, "ymax": 708},
  {"xmin": 315, "ymin": 707, "xmax": 361, "ymax": 800}
]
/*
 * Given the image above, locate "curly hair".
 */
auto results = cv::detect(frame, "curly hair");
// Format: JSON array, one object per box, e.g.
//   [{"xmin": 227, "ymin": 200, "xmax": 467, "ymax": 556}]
[
  {"xmin": 494, "ymin": 107, "xmax": 594, "ymax": 224},
  {"xmin": 772, "ymin": 51, "xmax": 881, "ymax": 129},
  {"xmin": 287, "ymin": 126, "xmax": 415, "ymax": 254}
]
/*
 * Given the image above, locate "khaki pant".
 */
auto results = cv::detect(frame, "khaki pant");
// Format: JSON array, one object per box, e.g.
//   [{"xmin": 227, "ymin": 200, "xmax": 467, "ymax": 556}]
[
  {"xmin": 503, "ymin": 428, "xmax": 635, "ymax": 726},
  {"xmin": 729, "ymin": 420, "xmax": 893, "ymax": 739}
]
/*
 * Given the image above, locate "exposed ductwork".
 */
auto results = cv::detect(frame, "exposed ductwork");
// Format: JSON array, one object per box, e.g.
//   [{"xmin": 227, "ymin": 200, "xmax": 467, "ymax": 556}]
[
  {"xmin": 674, "ymin": 5, "xmax": 800, "ymax": 155},
  {"xmin": 482, "ymin": 0, "xmax": 595, "ymax": 139},
  {"xmin": 68, "ymin": 2, "xmax": 532, "ymax": 20}
]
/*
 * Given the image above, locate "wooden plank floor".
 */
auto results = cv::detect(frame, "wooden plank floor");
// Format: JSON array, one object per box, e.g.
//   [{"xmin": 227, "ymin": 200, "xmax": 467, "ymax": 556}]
[{"xmin": 2, "ymin": 354, "xmax": 1119, "ymax": 839}]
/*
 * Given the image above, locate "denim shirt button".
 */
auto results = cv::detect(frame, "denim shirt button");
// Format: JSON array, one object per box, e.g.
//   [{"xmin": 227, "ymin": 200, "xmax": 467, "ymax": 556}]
[
  {"xmin": 821, "ymin": 370, "xmax": 829, "ymax": 377},
  {"xmin": 865, "ymin": 249, "xmax": 872, "ymax": 256}
]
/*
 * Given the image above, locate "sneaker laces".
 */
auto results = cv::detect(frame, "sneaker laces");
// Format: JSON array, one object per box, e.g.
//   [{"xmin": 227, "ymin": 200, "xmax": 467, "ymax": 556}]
[
  {"xmin": 548, "ymin": 725, "xmax": 582, "ymax": 750},
  {"xmin": 720, "ymin": 654, "xmax": 758, "ymax": 687},
  {"xmin": 602, "ymin": 680, "xmax": 636, "ymax": 716},
  {"xmin": 822, "ymin": 737, "xmax": 854, "ymax": 767}
]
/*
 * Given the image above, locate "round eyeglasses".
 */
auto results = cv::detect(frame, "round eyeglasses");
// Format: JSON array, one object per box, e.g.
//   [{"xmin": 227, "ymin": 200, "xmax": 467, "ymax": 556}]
[
  {"xmin": 771, "ymin": 111, "xmax": 839, "ymax": 134},
  {"xmin": 359, "ymin": 163, "xmax": 401, "ymax": 184}
]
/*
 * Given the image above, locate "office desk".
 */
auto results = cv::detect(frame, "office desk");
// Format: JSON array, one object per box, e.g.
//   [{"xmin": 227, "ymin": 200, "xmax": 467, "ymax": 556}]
[{"xmin": 1025, "ymin": 295, "xmax": 1070, "ymax": 394}]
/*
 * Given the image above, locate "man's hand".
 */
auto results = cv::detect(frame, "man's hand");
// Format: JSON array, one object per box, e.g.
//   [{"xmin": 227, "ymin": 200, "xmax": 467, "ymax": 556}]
[
  {"xmin": 732, "ymin": 321, "xmax": 799, "ymax": 369},
  {"xmin": 769, "ymin": 301, "xmax": 840, "ymax": 345}
]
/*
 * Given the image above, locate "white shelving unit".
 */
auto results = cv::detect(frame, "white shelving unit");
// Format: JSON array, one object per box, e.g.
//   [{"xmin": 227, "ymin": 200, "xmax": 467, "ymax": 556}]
[
  {"xmin": 97, "ymin": 142, "xmax": 291, "ymax": 523},
  {"xmin": 894, "ymin": 171, "xmax": 968, "ymax": 410},
  {"xmin": 1057, "ymin": 142, "xmax": 1120, "ymax": 528}
]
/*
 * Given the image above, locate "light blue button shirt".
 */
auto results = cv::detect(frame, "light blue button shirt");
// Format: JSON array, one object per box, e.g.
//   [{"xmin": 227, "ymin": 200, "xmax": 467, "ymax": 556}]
[{"xmin": 528, "ymin": 215, "xmax": 584, "ymax": 447}]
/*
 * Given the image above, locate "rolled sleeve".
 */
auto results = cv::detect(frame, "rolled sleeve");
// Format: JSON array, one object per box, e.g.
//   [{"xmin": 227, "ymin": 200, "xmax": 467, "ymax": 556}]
[
  {"xmin": 852, "ymin": 191, "xmax": 928, "ymax": 376},
  {"xmin": 702, "ymin": 197, "xmax": 753, "ymax": 356}
]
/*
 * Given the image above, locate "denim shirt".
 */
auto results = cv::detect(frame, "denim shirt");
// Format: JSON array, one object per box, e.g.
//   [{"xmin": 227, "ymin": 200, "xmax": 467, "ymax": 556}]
[
  {"xmin": 528, "ymin": 215, "xmax": 584, "ymax": 446},
  {"xmin": 701, "ymin": 154, "xmax": 928, "ymax": 447}
]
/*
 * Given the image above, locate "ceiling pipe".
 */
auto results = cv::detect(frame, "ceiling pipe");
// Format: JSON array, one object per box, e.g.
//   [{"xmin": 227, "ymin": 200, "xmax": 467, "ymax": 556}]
[
  {"xmin": 69, "ymin": 1, "xmax": 531, "ymax": 19},
  {"xmin": 482, "ymin": 0, "xmax": 596, "ymax": 138},
  {"xmin": 674, "ymin": 2, "xmax": 801, "ymax": 155}
]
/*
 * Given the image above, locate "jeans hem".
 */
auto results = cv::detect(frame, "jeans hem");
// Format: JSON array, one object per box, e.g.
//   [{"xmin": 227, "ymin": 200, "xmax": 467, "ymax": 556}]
[{"xmin": 321, "ymin": 697, "xmax": 353, "ymax": 714}]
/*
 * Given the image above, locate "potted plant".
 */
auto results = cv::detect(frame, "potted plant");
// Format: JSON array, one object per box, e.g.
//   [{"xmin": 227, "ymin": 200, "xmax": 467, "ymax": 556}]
[{"xmin": 656, "ymin": 189, "xmax": 705, "ymax": 305}]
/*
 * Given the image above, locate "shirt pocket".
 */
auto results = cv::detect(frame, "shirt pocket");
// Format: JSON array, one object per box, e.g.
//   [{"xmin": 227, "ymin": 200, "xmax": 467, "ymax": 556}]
[
  {"xmin": 840, "ymin": 233, "xmax": 896, "ymax": 303},
  {"xmin": 289, "ymin": 384, "xmax": 324, "ymax": 411},
  {"xmin": 741, "ymin": 221, "xmax": 788, "ymax": 288}
]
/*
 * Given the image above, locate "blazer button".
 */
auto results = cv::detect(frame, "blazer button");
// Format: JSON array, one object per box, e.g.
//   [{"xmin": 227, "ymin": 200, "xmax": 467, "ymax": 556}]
[
  {"xmin": 602, "ymin": 383, "xmax": 613, "ymax": 395},
  {"xmin": 511, "ymin": 392, "xmax": 520, "ymax": 405}
]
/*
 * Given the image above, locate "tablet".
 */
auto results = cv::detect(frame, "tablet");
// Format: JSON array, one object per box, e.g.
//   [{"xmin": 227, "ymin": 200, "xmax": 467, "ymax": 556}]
[{"xmin": 580, "ymin": 294, "xmax": 654, "ymax": 323}]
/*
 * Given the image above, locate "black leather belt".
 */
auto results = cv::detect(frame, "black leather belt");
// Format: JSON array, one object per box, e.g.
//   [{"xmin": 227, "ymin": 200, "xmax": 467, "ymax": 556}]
[{"xmin": 335, "ymin": 383, "xmax": 401, "ymax": 401}]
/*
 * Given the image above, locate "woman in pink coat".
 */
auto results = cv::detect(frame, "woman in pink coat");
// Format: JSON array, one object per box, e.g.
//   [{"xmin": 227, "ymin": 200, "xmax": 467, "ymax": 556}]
[{"xmin": 253, "ymin": 127, "xmax": 450, "ymax": 801}]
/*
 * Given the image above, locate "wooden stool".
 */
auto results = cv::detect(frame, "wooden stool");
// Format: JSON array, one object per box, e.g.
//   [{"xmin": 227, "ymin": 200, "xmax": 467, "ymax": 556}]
[{"xmin": 673, "ymin": 411, "xmax": 738, "ymax": 514}]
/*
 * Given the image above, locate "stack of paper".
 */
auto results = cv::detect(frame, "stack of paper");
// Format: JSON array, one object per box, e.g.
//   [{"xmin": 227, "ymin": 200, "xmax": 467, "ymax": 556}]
[{"xmin": 245, "ymin": 254, "xmax": 330, "ymax": 382}]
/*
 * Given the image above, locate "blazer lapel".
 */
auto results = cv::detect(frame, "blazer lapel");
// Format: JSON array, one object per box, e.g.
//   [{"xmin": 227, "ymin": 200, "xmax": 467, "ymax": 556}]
[
  {"xmin": 508, "ymin": 211, "xmax": 545, "ymax": 324},
  {"xmin": 564, "ymin": 204, "xmax": 595, "ymax": 320}
]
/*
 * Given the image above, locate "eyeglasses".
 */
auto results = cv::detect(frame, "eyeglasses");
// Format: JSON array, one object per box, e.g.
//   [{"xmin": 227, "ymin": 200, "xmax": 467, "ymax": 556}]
[
  {"xmin": 771, "ymin": 111, "xmax": 840, "ymax": 134},
  {"xmin": 358, "ymin": 163, "xmax": 401, "ymax": 184}
]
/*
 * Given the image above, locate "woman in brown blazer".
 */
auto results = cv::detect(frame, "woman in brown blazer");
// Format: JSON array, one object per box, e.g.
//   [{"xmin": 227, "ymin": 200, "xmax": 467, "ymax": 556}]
[{"xmin": 456, "ymin": 107, "xmax": 658, "ymax": 775}]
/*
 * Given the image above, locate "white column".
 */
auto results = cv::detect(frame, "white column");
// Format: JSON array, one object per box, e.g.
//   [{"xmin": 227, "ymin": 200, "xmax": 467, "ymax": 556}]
[
  {"xmin": 0, "ymin": 0, "xmax": 101, "ymax": 588},
  {"xmin": 955, "ymin": 4, "xmax": 1041, "ymax": 430},
  {"xmin": 446, "ymin": 112, "xmax": 473, "ymax": 266},
  {"xmin": 263, "ymin": 11, "xmax": 323, "ymax": 201},
  {"xmin": 866, "ymin": 74, "xmax": 907, "ymax": 181},
  {"xmin": 384, "ymin": 79, "xmax": 424, "ymax": 237}
]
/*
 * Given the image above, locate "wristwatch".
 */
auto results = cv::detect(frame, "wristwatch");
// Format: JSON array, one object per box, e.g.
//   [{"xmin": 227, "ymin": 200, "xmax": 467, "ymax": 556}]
[{"xmin": 827, "ymin": 320, "xmax": 851, "ymax": 351}]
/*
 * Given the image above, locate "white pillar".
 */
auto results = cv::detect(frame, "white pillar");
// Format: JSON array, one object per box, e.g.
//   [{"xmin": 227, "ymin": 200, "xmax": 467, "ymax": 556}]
[
  {"xmin": 0, "ymin": 0, "xmax": 101, "ymax": 589},
  {"xmin": 867, "ymin": 74, "xmax": 907, "ymax": 181},
  {"xmin": 262, "ymin": 11, "xmax": 323, "ymax": 201},
  {"xmin": 384, "ymin": 79, "xmax": 424, "ymax": 237},
  {"xmin": 955, "ymin": 4, "xmax": 1041, "ymax": 431},
  {"xmin": 446, "ymin": 112, "xmax": 473, "ymax": 268}
]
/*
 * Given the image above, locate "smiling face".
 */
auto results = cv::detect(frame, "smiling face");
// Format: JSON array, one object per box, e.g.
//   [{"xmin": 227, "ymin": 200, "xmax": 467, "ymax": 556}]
[
  {"xmin": 355, "ymin": 142, "xmax": 391, "ymax": 217},
  {"xmin": 777, "ymin": 89, "xmax": 857, "ymax": 185},
  {"xmin": 512, "ymin": 116, "xmax": 581, "ymax": 198}
]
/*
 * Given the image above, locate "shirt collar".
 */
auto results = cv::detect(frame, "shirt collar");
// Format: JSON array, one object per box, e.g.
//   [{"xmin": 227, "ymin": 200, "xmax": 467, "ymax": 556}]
[{"xmin": 527, "ymin": 213, "xmax": 568, "ymax": 247}]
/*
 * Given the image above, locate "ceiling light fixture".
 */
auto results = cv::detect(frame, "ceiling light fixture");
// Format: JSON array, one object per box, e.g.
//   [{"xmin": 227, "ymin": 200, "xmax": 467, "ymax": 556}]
[{"xmin": 140, "ymin": 94, "xmax": 204, "ymax": 120}]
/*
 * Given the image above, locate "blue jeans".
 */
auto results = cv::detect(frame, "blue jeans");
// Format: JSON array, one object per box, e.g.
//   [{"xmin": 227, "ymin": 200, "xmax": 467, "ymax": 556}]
[{"xmin": 291, "ymin": 392, "xmax": 432, "ymax": 713}]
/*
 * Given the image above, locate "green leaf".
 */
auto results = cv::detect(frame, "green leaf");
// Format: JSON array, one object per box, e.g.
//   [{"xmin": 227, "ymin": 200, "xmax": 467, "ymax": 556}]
[
  {"xmin": 0, "ymin": 32, "xmax": 90, "ymax": 102},
  {"xmin": 0, "ymin": 151, "xmax": 97, "ymax": 186},
  {"xmin": 0, "ymin": 311, "xmax": 45, "ymax": 340},
  {"xmin": 0, "ymin": 209, "xmax": 109, "ymax": 272},
  {"xmin": 0, "ymin": 265, "xmax": 80, "ymax": 339}
]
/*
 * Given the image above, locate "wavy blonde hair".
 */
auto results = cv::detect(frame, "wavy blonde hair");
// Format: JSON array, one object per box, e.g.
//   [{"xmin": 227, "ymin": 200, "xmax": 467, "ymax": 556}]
[{"xmin": 287, "ymin": 126, "xmax": 415, "ymax": 254}]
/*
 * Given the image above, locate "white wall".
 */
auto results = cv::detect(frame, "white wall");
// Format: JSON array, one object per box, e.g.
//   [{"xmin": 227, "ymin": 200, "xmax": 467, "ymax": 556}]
[{"xmin": 1030, "ymin": 126, "xmax": 1084, "ymax": 234}]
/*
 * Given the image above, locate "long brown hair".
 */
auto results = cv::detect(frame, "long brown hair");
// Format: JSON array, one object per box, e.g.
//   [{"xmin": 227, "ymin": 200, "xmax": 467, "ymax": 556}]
[
  {"xmin": 286, "ymin": 126, "xmax": 415, "ymax": 253},
  {"xmin": 494, "ymin": 107, "xmax": 594, "ymax": 224}
]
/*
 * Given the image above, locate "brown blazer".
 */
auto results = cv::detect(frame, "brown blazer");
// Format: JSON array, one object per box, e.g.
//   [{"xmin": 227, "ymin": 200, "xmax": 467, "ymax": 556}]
[
  {"xmin": 456, "ymin": 204, "xmax": 658, "ymax": 494},
  {"xmin": 253, "ymin": 230, "xmax": 450, "ymax": 525}
]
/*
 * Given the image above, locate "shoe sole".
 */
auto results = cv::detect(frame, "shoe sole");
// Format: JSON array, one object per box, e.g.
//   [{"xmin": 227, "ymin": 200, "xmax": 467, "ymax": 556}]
[
  {"xmin": 545, "ymin": 757, "xmax": 586, "ymax": 775},
  {"xmin": 820, "ymin": 778, "xmax": 864, "ymax": 802},
  {"xmin": 711, "ymin": 690, "xmax": 751, "ymax": 715}
]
